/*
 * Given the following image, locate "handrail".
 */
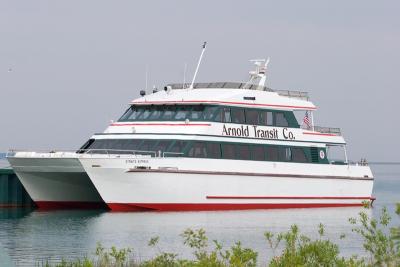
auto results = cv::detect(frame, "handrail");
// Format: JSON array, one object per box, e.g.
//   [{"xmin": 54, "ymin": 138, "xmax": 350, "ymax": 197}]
[
  {"xmin": 166, "ymin": 82, "xmax": 310, "ymax": 101},
  {"xmin": 167, "ymin": 82, "xmax": 273, "ymax": 91},
  {"xmin": 302, "ymin": 126, "xmax": 342, "ymax": 135},
  {"xmin": 7, "ymin": 148, "xmax": 184, "ymax": 159},
  {"xmin": 276, "ymin": 90, "xmax": 309, "ymax": 101}
]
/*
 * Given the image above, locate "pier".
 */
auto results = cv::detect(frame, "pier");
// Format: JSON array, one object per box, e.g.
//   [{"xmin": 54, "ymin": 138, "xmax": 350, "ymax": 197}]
[{"xmin": 0, "ymin": 166, "xmax": 34, "ymax": 208}]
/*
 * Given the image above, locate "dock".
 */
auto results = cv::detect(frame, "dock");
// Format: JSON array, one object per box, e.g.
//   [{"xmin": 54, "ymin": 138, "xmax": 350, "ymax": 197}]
[{"xmin": 0, "ymin": 158, "xmax": 34, "ymax": 207}]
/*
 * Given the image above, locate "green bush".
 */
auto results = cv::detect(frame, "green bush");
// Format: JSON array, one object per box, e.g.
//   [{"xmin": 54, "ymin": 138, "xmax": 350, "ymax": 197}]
[{"xmin": 41, "ymin": 202, "xmax": 400, "ymax": 267}]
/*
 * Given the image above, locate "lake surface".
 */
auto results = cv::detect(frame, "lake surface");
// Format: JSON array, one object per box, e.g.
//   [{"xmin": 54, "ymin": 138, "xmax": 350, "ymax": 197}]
[{"xmin": 0, "ymin": 164, "xmax": 398, "ymax": 266}]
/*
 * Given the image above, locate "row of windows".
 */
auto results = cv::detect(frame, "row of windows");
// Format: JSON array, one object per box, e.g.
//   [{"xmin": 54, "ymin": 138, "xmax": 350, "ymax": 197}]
[
  {"xmin": 118, "ymin": 105, "xmax": 298, "ymax": 128},
  {"xmin": 79, "ymin": 138, "xmax": 321, "ymax": 163}
]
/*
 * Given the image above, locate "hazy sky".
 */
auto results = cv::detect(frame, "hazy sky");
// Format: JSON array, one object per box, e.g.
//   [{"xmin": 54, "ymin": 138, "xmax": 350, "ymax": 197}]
[{"xmin": 0, "ymin": 1, "xmax": 399, "ymax": 162}]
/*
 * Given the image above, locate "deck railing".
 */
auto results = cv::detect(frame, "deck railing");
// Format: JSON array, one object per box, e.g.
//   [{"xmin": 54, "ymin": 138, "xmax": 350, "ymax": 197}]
[
  {"xmin": 166, "ymin": 82, "xmax": 310, "ymax": 101},
  {"xmin": 276, "ymin": 90, "xmax": 309, "ymax": 101},
  {"xmin": 7, "ymin": 149, "xmax": 184, "ymax": 159},
  {"xmin": 302, "ymin": 126, "xmax": 342, "ymax": 135}
]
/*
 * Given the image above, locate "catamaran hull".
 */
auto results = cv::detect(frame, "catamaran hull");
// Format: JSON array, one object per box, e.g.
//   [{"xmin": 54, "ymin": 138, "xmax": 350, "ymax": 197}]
[
  {"xmin": 79, "ymin": 157, "xmax": 374, "ymax": 212},
  {"xmin": 7, "ymin": 154, "xmax": 105, "ymax": 209}
]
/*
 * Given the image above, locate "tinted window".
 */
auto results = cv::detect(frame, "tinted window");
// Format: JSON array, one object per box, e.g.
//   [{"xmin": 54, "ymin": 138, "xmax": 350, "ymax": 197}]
[
  {"xmin": 124, "ymin": 139, "xmax": 142, "ymax": 151},
  {"xmin": 237, "ymin": 145, "xmax": 251, "ymax": 160},
  {"xmin": 161, "ymin": 106, "xmax": 176, "ymax": 120},
  {"xmin": 222, "ymin": 107, "xmax": 231, "ymax": 123},
  {"xmin": 265, "ymin": 146, "xmax": 279, "ymax": 161},
  {"xmin": 259, "ymin": 111, "xmax": 273, "ymax": 126},
  {"xmin": 139, "ymin": 106, "xmax": 153, "ymax": 120},
  {"xmin": 189, "ymin": 105, "xmax": 205, "ymax": 120},
  {"xmin": 139, "ymin": 140, "xmax": 157, "ymax": 151},
  {"xmin": 118, "ymin": 107, "xmax": 133, "ymax": 121},
  {"xmin": 278, "ymin": 147, "xmax": 291, "ymax": 161},
  {"xmin": 153, "ymin": 140, "xmax": 172, "ymax": 153},
  {"xmin": 207, "ymin": 143, "xmax": 221, "ymax": 159},
  {"xmin": 188, "ymin": 142, "xmax": 207, "ymax": 158},
  {"xmin": 251, "ymin": 146, "xmax": 265, "ymax": 161},
  {"xmin": 222, "ymin": 144, "xmax": 235, "ymax": 159},
  {"xmin": 78, "ymin": 139, "xmax": 94, "ymax": 151},
  {"xmin": 167, "ymin": 140, "xmax": 189, "ymax": 155},
  {"xmin": 245, "ymin": 110, "xmax": 259, "ymax": 125},
  {"xmin": 174, "ymin": 106, "xmax": 189, "ymax": 120},
  {"xmin": 149, "ymin": 106, "xmax": 163, "ymax": 120},
  {"xmin": 203, "ymin": 106, "xmax": 218, "ymax": 121},
  {"xmin": 126, "ymin": 106, "xmax": 143, "ymax": 121},
  {"xmin": 292, "ymin": 148, "xmax": 308, "ymax": 163},
  {"xmin": 231, "ymin": 108, "xmax": 245, "ymax": 124},
  {"xmin": 275, "ymin": 113, "xmax": 289, "ymax": 127}
]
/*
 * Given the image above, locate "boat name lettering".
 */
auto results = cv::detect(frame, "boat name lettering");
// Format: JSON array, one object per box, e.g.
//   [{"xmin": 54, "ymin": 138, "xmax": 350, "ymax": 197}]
[
  {"xmin": 222, "ymin": 125, "xmax": 295, "ymax": 140},
  {"xmin": 125, "ymin": 159, "xmax": 149, "ymax": 164}
]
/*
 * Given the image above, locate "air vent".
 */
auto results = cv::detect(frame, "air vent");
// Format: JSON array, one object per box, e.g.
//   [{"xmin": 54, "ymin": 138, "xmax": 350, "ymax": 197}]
[
  {"xmin": 310, "ymin": 147, "xmax": 319, "ymax": 163},
  {"xmin": 243, "ymin": 96, "xmax": 256, "ymax": 100}
]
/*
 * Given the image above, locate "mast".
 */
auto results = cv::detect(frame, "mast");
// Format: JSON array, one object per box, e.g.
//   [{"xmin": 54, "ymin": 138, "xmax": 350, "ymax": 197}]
[{"xmin": 189, "ymin": 42, "xmax": 207, "ymax": 89}]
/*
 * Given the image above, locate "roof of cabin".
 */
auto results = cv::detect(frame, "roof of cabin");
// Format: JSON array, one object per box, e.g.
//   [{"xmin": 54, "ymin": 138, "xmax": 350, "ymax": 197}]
[{"xmin": 130, "ymin": 82, "xmax": 316, "ymax": 111}]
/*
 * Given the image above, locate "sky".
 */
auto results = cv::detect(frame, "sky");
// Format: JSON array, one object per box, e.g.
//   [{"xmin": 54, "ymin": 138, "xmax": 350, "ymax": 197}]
[{"xmin": 0, "ymin": 0, "xmax": 399, "ymax": 162}]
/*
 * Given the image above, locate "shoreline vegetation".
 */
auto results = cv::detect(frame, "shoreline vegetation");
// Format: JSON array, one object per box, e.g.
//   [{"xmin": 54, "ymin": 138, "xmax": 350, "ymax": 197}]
[{"xmin": 41, "ymin": 203, "xmax": 400, "ymax": 267}]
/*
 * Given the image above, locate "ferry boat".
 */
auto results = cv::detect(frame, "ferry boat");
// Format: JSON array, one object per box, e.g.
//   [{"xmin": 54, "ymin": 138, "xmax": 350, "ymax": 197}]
[{"xmin": 7, "ymin": 51, "xmax": 374, "ymax": 211}]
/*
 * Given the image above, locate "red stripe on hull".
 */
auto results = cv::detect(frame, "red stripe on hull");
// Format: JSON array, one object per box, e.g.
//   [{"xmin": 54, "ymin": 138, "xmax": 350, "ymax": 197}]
[
  {"xmin": 206, "ymin": 196, "xmax": 375, "ymax": 200},
  {"xmin": 35, "ymin": 201, "xmax": 107, "ymax": 210},
  {"xmin": 111, "ymin": 123, "xmax": 211, "ymax": 127},
  {"xmin": 107, "ymin": 203, "xmax": 365, "ymax": 212}
]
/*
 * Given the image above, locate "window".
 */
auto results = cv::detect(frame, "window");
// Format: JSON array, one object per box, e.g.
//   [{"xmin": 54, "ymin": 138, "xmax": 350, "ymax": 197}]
[
  {"xmin": 278, "ymin": 147, "xmax": 291, "ymax": 161},
  {"xmin": 153, "ymin": 140, "xmax": 172, "ymax": 153},
  {"xmin": 251, "ymin": 146, "xmax": 265, "ymax": 161},
  {"xmin": 222, "ymin": 107, "xmax": 231, "ymax": 123},
  {"xmin": 167, "ymin": 140, "xmax": 189, "ymax": 156},
  {"xmin": 139, "ymin": 140, "xmax": 157, "ymax": 152},
  {"xmin": 118, "ymin": 107, "xmax": 133, "ymax": 121},
  {"xmin": 245, "ymin": 110, "xmax": 259, "ymax": 125},
  {"xmin": 161, "ymin": 106, "xmax": 176, "ymax": 120},
  {"xmin": 127, "ymin": 106, "xmax": 143, "ymax": 121},
  {"xmin": 188, "ymin": 142, "xmax": 207, "ymax": 158},
  {"xmin": 259, "ymin": 111, "xmax": 273, "ymax": 126},
  {"xmin": 124, "ymin": 139, "xmax": 142, "ymax": 151},
  {"xmin": 174, "ymin": 106, "xmax": 189, "ymax": 120},
  {"xmin": 236, "ymin": 144, "xmax": 251, "ymax": 160},
  {"xmin": 207, "ymin": 143, "xmax": 221, "ymax": 159},
  {"xmin": 231, "ymin": 108, "xmax": 245, "ymax": 124},
  {"xmin": 78, "ymin": 139, "xmax": 94, "ymax": 152},
  {"xmin": 275, "ymin": 113, "xmax": 289, "ymax": 127},
  {"xmin": 292, "ymin": 148, "xmax": 308, "ymax": 163},
  {"xmin": 140, "ymin": 106, "xmax": 154, "ymax": 120},
  {"xmin": 265, "ymin": 146, "xmax": 279, "ymax": 161},
  {"xmin": 203, "ymin": 106, "xmax": 218, "ymax": 121},
  {"xmin": 222, "ymin": 144, "xmax": 235, "ymax": 159},
  {"xmin": 149, "ymin": 106, "xmax": 163, "ymax": 120},
  {"xmin": 189, "ymin": 105, "xmax": 205, "ymax": 120}
]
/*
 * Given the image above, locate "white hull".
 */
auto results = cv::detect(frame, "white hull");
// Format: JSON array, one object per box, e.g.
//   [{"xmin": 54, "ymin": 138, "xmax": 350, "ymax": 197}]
[
  {"xmin": 7, "ymin": 153, "xmax": 105, "ymax": 209},
  {"xmin": 79, "ymin": 155, "xmax": 374, "ymax": 211}
]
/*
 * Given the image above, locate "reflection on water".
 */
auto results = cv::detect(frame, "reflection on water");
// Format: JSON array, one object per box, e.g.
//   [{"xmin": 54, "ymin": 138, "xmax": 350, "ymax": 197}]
[{"xmin": 0, "ymin": 164, "xmax": 398, "ymax": 266}]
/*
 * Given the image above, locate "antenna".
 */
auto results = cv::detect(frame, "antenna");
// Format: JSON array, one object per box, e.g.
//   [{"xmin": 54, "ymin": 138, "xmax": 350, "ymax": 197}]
[
  {"xmin": 183, "ymin": 62, "xmax": 187, "ymax": 89},
  {"xmin": 145, "ymin": 65, "xmax": 148, "ymax": 91},
  {"xmin": 189, "ymin": 42, "xmax": 207, "ymax": 89},
  {"xmin": 245, "ymin": 57, "xmax": 270, "ymax": 89}
]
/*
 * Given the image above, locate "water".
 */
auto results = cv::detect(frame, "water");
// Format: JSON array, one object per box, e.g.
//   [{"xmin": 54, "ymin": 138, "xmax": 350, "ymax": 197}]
[{"xmin": 0, "ymin": 164, "xmax": 398, "ymax": 266}]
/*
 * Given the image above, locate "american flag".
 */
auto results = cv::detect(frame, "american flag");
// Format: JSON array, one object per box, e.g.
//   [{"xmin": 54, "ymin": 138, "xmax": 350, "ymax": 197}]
[{"xmin": 303, "ymin": 111, "xmax": 311, "ymax": 129}]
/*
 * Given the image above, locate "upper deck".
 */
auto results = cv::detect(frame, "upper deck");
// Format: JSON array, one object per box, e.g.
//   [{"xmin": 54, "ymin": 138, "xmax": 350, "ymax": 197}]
[{"xmin": 131, "ymin": 82, "xmax": 316, "ymax": 111}]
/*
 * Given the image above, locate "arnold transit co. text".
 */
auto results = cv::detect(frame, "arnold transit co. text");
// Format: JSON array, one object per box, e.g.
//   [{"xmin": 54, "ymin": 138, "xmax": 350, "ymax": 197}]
[{"xmin": 222, "ymin": 124, "xmax": 295, "ymax": 140}]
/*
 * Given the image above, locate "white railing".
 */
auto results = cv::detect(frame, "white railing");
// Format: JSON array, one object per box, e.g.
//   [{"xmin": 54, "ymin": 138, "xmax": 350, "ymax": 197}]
[{"xmin": 7, "ymin": 149, "xmax": 184, "ymax": 159}]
